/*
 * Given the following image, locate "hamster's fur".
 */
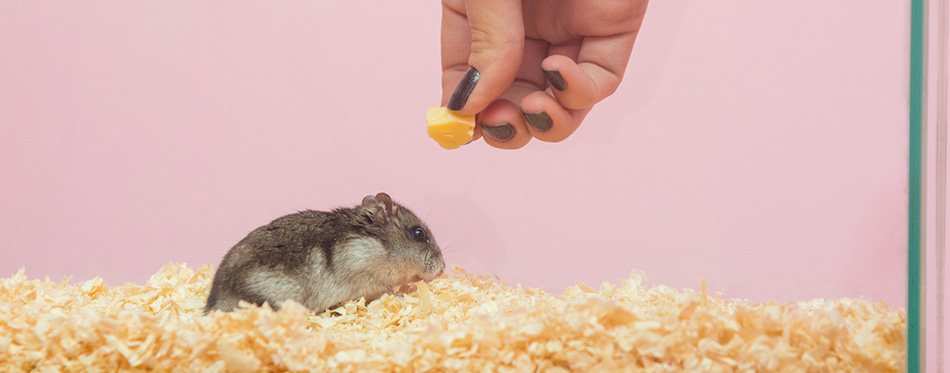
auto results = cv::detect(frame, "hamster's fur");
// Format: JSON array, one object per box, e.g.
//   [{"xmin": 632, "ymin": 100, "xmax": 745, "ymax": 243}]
[{"xmin": 204, "ymin": 193, "xmax": 444, "ymax": 313}]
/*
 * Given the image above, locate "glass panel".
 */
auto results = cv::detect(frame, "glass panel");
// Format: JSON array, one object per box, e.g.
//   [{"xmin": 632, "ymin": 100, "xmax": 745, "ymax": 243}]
[
  {"xmin": 923, "ymin": 0, "xmax": 950, "ymax": 371},
  {"xmin": 910, "ymin": 0, "xmax": 924, "ymax": 370},
  {"xmin": 0, "ymin": 1, "xmax": 927, "ymax": 371}
]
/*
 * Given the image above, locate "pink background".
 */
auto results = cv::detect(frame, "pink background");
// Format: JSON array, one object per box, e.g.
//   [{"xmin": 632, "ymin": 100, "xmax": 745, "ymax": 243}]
[{"xmin": 0, "ymin": 1, "xmax": 909, "ymax": 310}]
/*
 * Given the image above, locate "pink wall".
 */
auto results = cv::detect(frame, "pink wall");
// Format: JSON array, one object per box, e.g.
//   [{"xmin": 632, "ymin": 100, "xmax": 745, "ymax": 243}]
[{"xmin": 0, "ymin": 1, "xmax": 909, "ymax": 310}]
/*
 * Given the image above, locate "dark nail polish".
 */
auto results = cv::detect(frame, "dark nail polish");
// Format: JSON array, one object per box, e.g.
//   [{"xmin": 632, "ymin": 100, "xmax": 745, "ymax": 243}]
[
  {"xmin": 481, "ymin": 122, "xmax": 515, "ymax": 141},
  {"xmin": 522, "ymin": 110, "xmax": 553, "ymax": 132},
  {"xmin": 542, "ymin": 68, "xmax": 567, "ymax": 91},
  {"xmin": 447, "ymin": 66, "xmax": 480, "ymax": 111}
]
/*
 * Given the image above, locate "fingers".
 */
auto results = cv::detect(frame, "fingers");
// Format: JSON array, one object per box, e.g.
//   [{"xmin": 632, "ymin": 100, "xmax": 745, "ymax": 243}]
[
  {"xmin": 478, "ymin": 88, "xmax": 593, "ymax": 148},
  {"xmin": 540, "ymin": 31, "xmax": 639, "ymax": 110},
  {"xmin": 440, "ymin": 0, "xmax": 525, "ymax": 115},
  {"xmin": 473, "ymin": 40, "xmax": 593, "ymax": 147},
  {"xmin": 475, "ymin": 39, "xmax": 547, "ymax": 149},
  {"xmin": 477, "ymin": 99, "xmax": 534, "ymax": 149},
  {"xmin": 438, "ymin": 0, "xmax": 648, "ymax": 149},
  {"xmin": 473, "ymin": 39, "xmax": 589, "ymax": 148},
  {"xmin": 519, "ymin": 91, "xmax": 591, "ymax": 143},
  {"xmin": 478, "ymin": 29, "xmax": 641, "ymax": 148}
]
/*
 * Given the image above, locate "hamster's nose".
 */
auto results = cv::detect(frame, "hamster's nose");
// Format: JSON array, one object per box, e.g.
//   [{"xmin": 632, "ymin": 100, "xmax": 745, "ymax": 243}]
[{"xmin": 428, "ymin": 249, "xmax": 446, "ymax": 273}]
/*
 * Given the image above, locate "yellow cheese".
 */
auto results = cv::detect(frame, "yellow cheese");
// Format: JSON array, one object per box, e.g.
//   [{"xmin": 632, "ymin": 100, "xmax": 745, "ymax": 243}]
[{"xmin": 426, "ymin": 107, "xmax": 475, "ymax": 150}]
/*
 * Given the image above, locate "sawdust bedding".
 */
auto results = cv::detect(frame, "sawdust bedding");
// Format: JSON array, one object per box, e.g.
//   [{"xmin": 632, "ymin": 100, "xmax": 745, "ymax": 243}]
[{"xmin": 0, "ymin": 263, "xmax": 904, "ymax": 372}]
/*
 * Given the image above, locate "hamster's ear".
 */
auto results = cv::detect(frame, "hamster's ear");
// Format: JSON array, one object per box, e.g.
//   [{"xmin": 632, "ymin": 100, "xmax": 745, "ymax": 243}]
[
  {"xmin": 362, "ymin": 192, "xmax": 398, "ymax": 228},
  {"xmin": 374, "ymin": 193, "xmax": 395, "ymax": 216}
]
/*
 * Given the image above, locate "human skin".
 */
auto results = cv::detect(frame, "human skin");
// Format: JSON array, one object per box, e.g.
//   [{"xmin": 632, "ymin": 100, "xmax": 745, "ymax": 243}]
[{"xmin": 441, "ymin": 0, "xmax": 649, "ymax": 149}]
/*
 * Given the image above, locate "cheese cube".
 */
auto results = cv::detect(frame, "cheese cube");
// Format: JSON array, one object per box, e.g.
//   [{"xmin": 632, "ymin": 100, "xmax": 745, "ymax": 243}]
[{"xmin": 426, "ymin": 107, "xmax": 475, "ymax": 150}]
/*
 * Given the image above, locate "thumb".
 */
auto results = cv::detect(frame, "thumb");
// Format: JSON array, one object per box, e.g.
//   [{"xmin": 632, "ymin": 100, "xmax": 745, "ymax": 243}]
[{"xmin": 442, "ymin": 0, "xmax": 524, "ymax": 114}]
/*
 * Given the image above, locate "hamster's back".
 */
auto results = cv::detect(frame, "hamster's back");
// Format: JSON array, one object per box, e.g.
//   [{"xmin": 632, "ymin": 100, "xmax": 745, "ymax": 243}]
[{"xmin": 204, "ymin": 210, "xmax": 339, "ymax": 313}]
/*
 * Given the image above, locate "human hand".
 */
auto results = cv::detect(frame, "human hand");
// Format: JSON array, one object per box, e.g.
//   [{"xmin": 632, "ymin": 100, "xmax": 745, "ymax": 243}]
[{"xmin": 440, "ymin": 0, "xmax": 649, "ymax": 149}]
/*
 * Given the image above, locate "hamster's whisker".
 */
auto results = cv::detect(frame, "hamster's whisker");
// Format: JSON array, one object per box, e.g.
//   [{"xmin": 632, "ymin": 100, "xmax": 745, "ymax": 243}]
[{"xmin": 439, "ymin": 244, "xmax": 457, "ymax": 255}]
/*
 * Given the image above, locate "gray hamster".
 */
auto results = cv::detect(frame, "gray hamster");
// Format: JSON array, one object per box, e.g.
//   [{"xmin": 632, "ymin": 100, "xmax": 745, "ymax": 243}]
[{"xmin": 204, "ymin": 192, "xmax": 445, "ymax": 313}]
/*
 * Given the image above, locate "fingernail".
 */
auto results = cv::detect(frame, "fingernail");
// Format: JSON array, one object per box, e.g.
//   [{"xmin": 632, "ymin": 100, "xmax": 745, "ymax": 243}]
[
  {"xmin": 447, "ymin": 66, "xmax": 479, "ymax": 111},
  {"xmin": 480, "ymin": 122, "xmax": 515, "ymax": 141},
  {"xmin": 542, "ymin": 68, "xmax": 567, "ymax": 91},
  {"xmin": 522, "ymin": 110, "xmax": 553, "ymax": 132}
]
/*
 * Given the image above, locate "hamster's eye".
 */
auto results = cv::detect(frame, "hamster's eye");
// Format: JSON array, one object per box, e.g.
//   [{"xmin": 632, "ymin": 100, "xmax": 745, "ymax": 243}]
[{"xmin": 409, "ymin": 226, "xmax": 428, "ymax": 242}]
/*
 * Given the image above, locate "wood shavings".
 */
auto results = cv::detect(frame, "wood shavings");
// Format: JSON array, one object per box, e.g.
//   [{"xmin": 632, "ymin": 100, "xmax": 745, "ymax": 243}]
[{"xmin": 0, "ymin": 264, "xmax": 905, "ymax": 372}]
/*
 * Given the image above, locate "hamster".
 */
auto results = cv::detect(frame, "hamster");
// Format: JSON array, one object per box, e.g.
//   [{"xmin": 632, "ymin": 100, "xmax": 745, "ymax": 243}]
[{"xmin": 204, "ymin": 192, "xmax": 445, "ymax": 313}]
